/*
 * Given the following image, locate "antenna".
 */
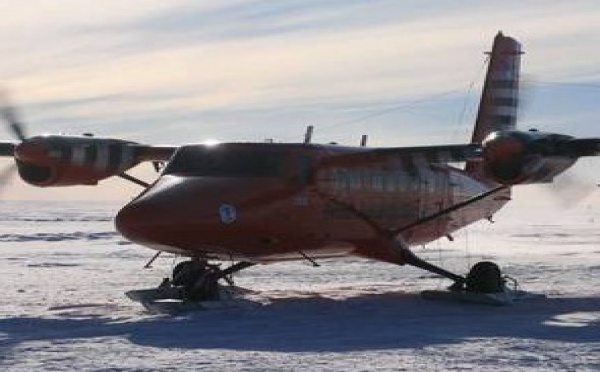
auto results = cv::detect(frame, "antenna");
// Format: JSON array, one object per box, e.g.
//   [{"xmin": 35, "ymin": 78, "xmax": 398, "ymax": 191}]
[
  {"xmin": 360, "ymin": 135, "xmax": 368, "ymax": 147},
  {"xmin": 304, "ymin": 125, "xmax": 314, "ymax": 144}
]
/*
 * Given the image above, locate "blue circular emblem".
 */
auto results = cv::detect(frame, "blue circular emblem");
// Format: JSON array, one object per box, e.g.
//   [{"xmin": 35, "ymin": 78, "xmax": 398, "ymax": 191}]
[{"xmin": 219, "ymin": 204, "xmax": 237, "ymax": 224}]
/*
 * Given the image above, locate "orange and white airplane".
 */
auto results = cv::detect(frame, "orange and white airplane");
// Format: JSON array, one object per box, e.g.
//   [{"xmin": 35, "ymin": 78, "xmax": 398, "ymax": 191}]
[{"xmin": 1, "ymin": 32, "xmax": 598, "ymax": 305}]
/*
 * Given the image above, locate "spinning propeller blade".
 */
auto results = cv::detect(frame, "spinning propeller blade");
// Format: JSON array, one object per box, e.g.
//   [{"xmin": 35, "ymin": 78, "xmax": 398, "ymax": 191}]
[
  {"xmin": 0, "ymin": 91, "xmax": 27, "ymax": 142},
  {"xmin": 0, "ymin": 91, "xmax": 26, "ymax": 160},
  {"xmin": 546, "ymin": 136, "xmax": 600, "ymax": 205},
  {"xmin": 545, "ymin": 171, "xmax": 598, "ymax": 207},
  {"xmin": 0, "ymin": 92, "xmax": 24, "ymax": 190},
  {"xmin": 0, "ymin": 164, "xmax": 17, "ymax": 185}
]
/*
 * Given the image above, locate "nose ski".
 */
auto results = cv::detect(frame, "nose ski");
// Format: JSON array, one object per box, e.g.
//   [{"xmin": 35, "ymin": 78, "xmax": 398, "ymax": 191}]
[{"xmin": 125, "ymin": 259, "xmax": 261, "ymax": 314}]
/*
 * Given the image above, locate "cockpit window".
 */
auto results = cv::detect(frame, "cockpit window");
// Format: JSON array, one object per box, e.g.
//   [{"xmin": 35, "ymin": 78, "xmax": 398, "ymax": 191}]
[{"xmin": 163, "ymin": 145, "xmax": 286, "ymax": 178}]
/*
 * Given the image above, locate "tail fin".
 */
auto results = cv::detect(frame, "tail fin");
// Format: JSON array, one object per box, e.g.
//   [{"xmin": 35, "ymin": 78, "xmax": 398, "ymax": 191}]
[{"xmin": 466, "ymin": 32, "xmax": 522, "ymax": 176}]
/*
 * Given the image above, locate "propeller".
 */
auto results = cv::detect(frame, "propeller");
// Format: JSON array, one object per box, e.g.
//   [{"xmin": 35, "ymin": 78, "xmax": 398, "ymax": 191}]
[
  {"xmin": 0, "ymin": 92, "xmax": 27, "ymax": 190},
  {"xmin": 517, "ymin": 78, "xmax": 600, "ymax": 204},
  {"xmin": 543, "ymin": 160, "xmax": 599, "ymax": 208},
  {"xmin": 0, "ymin": 91, "xmax": 27, "ymax": 141},
  {"xmin": 0, "ymin": 164, "xmax": 17, "ymax": 186},
  {"xmin": 536, "ymin": 136, "xmax": 599, "ymax": 206}
]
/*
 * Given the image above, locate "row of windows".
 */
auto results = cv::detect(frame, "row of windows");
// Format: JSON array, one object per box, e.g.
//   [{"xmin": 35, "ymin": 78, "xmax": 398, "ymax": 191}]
[
  {"xmin": 322, "ymin": 201, "xmax": 417, "ymax": 220},
  {"xmin": 320, "ymin": 168, "xmax": 447, "ymax": 193}
]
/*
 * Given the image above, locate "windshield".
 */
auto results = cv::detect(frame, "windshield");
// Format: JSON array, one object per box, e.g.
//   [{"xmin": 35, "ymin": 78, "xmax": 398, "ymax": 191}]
[{"xmin": 163, "ymin": 145, "xmax": 286, "ymax": 178}]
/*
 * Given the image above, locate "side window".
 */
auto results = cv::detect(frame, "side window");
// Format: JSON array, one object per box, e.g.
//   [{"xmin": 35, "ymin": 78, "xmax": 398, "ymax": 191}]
[
  {"xmin": 350, "ymin": 171, "xmax": 361, "ymax": 190},
  {"xmin": 372, "ymin": 172, "xmax": 384, "ymax": 191},
  {"xmin": 297, "ymin": 156, "xmax": 313, "ymax": 185}
]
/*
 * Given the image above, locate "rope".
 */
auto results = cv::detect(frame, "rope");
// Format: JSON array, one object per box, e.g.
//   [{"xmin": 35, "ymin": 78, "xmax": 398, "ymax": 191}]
[
  {"xmin": 279, "ymin": 88, "xmax": 466, "ymax": 143},
  {"xmin": 451, "ymin": 55, "xmax": 491, "ymax": 143}
]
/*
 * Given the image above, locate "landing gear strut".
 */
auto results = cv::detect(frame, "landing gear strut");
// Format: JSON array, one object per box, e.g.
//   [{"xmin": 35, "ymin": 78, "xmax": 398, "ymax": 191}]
[
  {"xmin": 126, "ymin": 258, "xmax": 256, "ymax": 308},
  {"xmin": 405, "ymin": 249, "xmax": 522, "ymax": 306},
  {"xmin": 399, "ymin": 244, "xmax": 507, "ymax": 294},
  {"xmin": 165, "ymin": 259, "xmax": 255, "ymax": 301}
]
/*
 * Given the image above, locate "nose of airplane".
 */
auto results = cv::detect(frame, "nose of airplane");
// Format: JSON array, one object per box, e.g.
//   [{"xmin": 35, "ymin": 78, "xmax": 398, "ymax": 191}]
[
  {"xmin": 115, "ymin": 176, "xmax": 194, "ymax": 246},
  {"xmin": 115, "ymin": 174, "xmax": 289, "ymax": 253},
  {"xmin": 115, "ymin": 175, "xmax": 257, "ymax": 249}
]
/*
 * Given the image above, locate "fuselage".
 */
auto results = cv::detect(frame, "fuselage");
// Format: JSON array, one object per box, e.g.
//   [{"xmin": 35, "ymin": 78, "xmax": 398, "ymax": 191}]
[{"xmin": 115, "ymin": 142, "xmax": 510, "ymax": 264}]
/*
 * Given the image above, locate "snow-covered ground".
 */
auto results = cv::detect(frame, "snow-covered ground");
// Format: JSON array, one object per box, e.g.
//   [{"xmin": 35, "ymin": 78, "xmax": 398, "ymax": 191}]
[{"xmin": 0, "ymin": 200, "xmax": 598, "ymax": 371}]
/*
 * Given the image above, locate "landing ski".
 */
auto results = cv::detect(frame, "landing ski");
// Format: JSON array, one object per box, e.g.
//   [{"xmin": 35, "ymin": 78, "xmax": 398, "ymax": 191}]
[
  {"xmin": 126, "ymin": 285, "xmax": 262, "ymax": 314},
  {"xmin": 421, "ymin": 288, "xmax": 545, "ymax": 306}
]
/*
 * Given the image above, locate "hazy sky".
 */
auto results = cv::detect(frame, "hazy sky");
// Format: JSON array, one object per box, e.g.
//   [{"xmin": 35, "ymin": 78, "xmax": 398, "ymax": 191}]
[{"xmin": 0, "ymin": 0, "xmax": 598, "ymax": 206}]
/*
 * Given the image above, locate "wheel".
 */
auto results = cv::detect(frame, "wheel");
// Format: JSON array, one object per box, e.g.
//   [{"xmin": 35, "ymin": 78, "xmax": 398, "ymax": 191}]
[
  {"xmin": 171, "ymin": 260, "xmax": 222, "ymax": 301},
  {"xmin": 172, "ymin": 260, "xmax": 207, "ymax": 287},
  {"xmin": 185, "ymin": 269, "xmax": 221, "ymax": 301},
  {"xmin": 465, "ymin": 261, "xmax": 504, "ymax": 293}
]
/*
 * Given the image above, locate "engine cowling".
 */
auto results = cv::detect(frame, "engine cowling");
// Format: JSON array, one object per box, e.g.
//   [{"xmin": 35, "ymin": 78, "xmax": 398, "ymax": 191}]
[
  {"xmin": 14, "ymin": 135, "xmax": 142, "ymax": 187},
  {"xmin": 481, "ymin": 130, "xmax": 577, "ymax": 185}
]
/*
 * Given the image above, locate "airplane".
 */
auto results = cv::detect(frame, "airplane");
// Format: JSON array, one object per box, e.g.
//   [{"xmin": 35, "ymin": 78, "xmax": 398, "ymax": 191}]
[{"xmin": 0, "ymin": 32, "xmax": 598, "ymax": 307}]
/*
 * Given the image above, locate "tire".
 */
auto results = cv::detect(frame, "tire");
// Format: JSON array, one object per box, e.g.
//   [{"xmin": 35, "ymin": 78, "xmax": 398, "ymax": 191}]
[
  {"xmin": 465, "ymin": 261, "xmax": 504, "ymax": 293},
  {"xmin": 172, "ymin": 261, "xmax": 206, "ymax": 287}
]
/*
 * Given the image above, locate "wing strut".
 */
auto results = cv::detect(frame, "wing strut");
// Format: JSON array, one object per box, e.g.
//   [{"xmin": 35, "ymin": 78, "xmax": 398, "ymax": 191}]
[
  {"xmin": 392, "ymin": 185, "xmax": 509, "ymax": 236},
  {"xmin": 118, "ymin": 172, "xmax": 151, "ymax": 188}
]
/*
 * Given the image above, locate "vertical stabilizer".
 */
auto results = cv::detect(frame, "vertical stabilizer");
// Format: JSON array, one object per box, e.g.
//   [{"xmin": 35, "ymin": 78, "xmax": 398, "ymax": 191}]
[{"xmin": 466, "ymin": 32, "xmax": 522, "ymax": 176}]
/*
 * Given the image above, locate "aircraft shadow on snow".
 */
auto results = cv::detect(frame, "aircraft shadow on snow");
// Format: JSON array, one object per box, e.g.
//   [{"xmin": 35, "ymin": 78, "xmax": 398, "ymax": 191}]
[{"xmin": 0, "ymin": 292, "xmax": 598, "ymax": 353}]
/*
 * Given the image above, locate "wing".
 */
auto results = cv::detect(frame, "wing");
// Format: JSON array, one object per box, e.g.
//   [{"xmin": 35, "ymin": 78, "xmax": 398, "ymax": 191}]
[
  {"xmin": 316, "ymin": 132, "xmax": 600, "ymax": 186},
  {"xmin": 317, "ymin": 144, "xmax": 483, "ymax": 169}
]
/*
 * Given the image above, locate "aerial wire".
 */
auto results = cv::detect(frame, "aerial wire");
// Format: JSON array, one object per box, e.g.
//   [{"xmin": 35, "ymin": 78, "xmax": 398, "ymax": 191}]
[
  {"xmin": 451, "ymin": 55, "xmax": 490, "ymax": 143},
  {"xmin": 528, "ymin": 80, "xmax": 600, "ymax": 89},
  {"xmin": 278, "ymin": 88, "xmax": 466, "ymax": 143}
]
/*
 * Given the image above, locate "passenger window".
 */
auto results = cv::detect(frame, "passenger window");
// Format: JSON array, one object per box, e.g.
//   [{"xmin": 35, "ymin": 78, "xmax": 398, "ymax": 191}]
[{"xmin": 297, "ymin": 156, "xmax": 313, "ymax": 185}]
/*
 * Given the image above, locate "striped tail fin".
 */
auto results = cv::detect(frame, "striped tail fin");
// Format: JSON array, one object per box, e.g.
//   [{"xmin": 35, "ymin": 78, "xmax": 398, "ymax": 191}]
[{"xmin": 466, "ymin": 32, "xmax": 522, "ymax": 177}]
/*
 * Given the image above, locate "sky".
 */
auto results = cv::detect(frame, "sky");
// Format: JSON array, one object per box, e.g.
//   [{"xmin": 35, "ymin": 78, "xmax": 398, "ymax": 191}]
[{"xmin": 0, "ymin": 0, "xmax": 598, "ymax": 207}]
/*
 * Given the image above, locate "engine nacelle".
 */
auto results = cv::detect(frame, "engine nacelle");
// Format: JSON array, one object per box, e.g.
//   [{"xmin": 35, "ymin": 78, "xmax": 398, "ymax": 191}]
[
  {"xmin": 16, "ymin": 159, "xmax": 134, "ymax": 187},
  {"xmin": 14, "ymin": 135, "xmax": 142, "ymax": 187},
  {"xmin": 482, "ymin": 130, "xmax": 577, "ymax": 185}
]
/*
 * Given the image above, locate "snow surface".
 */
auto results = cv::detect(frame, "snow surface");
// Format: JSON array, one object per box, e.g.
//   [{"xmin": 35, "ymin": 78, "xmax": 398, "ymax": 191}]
[{"xmin": 0, "ymin": 200, "xmax": 598, "ymax": 371}]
